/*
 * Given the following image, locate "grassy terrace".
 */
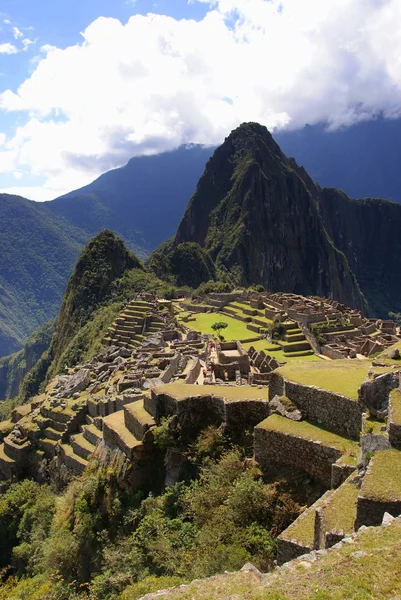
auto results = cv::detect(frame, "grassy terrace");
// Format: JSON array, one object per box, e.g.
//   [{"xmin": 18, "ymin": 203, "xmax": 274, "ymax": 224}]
[
  {"xmin": 374, "ymin": 340, "xmax": 401, "ymax": 366},
  {"xmin": 153, "ymin": 383, "xmax": 267, "ymax": 402},
  {"xmin": 257, "ymin": 414, "xmax": 359, "ymax": 459},
  {"xmin": 242, "ymin": 339, "xmax": 320, "ymax": 363},
  {"xmin": 149, "ymin": 520, "xmax": 401, "ymax": 599},
  {"xmin": 279, "ymin": 494, "xmax": 328, "ymax": 547},
  {"xmin": 390, "ymin": 389, "xmax": 401, "ymax": 426},
  {"xmin": 276, "ymin": 360, "xmax": 372, "ymax": 399},
  {"xmin": 177, "ymin": 311, "xmax": 254, "ymax": 341},
  {"xmin": 361, "ymin": 448, "xmax": 401, "ymax": 502},
  {"xmin": 323, "ymin": 477, "xmax": 359, "ymax": 533}
]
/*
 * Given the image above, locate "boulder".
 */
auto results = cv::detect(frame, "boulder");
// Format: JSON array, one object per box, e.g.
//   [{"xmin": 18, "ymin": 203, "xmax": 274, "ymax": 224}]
[
  {"xmin": 359, "ymin": 372, "xmax": 399, "ymax": 417},
  {"xmin": 61, "ymin": 368, "xmax": 91, "ymax": 397},
  {"xmin": 389, "ymin": 347, "xmax": 400, "ymax": 360}
]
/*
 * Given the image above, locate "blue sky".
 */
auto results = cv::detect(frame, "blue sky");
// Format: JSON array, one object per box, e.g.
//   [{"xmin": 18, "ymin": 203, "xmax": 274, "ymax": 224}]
[{"xmin": 1, "ymin": 0, "xmax": 401, "ymax": 200}]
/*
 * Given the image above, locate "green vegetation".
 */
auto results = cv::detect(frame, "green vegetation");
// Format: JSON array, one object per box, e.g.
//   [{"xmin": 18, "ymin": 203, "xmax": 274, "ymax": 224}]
[
  {"xmin": 257, "ymin": 415, "xmax": 359, "ymax": 459},
  {"xmin": 177, "ymin": 311, "xmax": 252, "ymax": 341},
  {"xmin": 374, "ymin": 340, "xmax": 401, "ymax": 366},
  {"xmin": 149, "ymin": 242, "xmax": 216, "ymax": 288},
  {"xmin": 143, "ymin": 519, "xmax": 401, "ymax": 599},
  {"xmin": 361, "ymin": 448, "xmax": 401, "ymax": 502},
  {"xmin": 0, "ymin": 444, "xmax": 302, "ymax": 599},
  {"xmin": 0, "ymin": 319, "xmax": 56, "ymax": 401},
  {"xmin": 156, "ymin": 383, "xmax": 267, "ymax": 401},
  {"xmin": 277, "ymin": 360, "xmax": 371, "ymax": 399},
  {"xmin": 280, "ymin": 500, "xmax": 318, "ymax": 547},
  {"xmin": 323, "ymin": 478, "xmax": 359, "ymax": 534},
  {"xmin": 211, "ymin": 321, "xmax": 228, "ymax": 340},
  {"xmin": 0, "ymin": 194, "xmax": 87, "ymax": 358},
  {"xmin": 390, "ymin": 389, "xmax": 401, "ymax": 426}
]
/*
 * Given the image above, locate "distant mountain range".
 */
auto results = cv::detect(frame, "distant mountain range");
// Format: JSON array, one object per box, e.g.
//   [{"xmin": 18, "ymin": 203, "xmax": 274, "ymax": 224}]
[{"xmin": 1, "ymin": 117, "xmax": 401, "ymax": 357}]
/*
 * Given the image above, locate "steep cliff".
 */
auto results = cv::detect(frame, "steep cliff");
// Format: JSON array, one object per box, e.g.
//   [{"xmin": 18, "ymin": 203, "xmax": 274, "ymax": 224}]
[
  {"xmin": 317, "ymin": 191, "xmax": 401, "ymax": 316},
  {"xmin": 0, "ymin": 320, "xmax": 56, "ymax": 401},
  {"xmin": 50, "ymin": 230, "xmax": 140, "ymax": 372},
  {"xmin": 171, "ymin": 123, "xmax": 367, "ymax": 311}
]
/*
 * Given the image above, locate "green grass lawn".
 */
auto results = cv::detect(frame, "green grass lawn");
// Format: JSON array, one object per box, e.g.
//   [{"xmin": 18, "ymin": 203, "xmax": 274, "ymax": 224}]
[
  {"xmin": 390, "ymin": 389, "xmax": 401, "ymax": 426},
  {"xmin": 146, "ymin": 519, "xmax": 401, "ymax": 600},
  {"xmin": 154, "ymin": 383, "xmax": 267, "ymax": 401},
  {"xmin": 257, "ymin": 414, "xmax": 359, "ymax": 457},
  {"xmin": 177, "ymin": 311, "xmax": 255, "ymax": 341},
  {"xmin": 361, "ymin": 448, "xmax": 401, "ymax": 502},
  {"xmin": 277, "ymin": 360, "xmax": 372, "ymax": 399},
  {"xmin": 242, "ymin": 340, "xmax": 320, "ymax": 363},
  {"xmin": 323, "ymin": 477, "xmax": 359, "ymax": 533},
  {"xmin": 375, "ymin": 340, "xmax": 401, "ymax": 366}
]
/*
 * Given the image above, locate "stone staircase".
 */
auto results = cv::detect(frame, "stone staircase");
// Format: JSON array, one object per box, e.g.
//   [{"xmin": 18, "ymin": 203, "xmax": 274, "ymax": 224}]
[
  {"xmin": 59, "ymin": 395, "xmax": 156, "ymax": 475},
  {"xmin": 103, "ymin": 300, "xmax": 165, "ymax": 349},
  {"xmin": 277, "ymin": 322, "xmax": 313, "ymax": 357}
]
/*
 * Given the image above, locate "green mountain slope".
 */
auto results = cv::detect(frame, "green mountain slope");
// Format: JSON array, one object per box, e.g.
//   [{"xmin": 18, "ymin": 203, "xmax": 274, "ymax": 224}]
[{"xmin": 0, "ymin": 194, "xmax": 88, "ymax": 357}]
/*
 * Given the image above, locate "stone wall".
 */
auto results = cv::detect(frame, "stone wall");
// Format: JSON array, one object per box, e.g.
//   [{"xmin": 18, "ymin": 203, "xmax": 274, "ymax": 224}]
[
  {"xmin": 254, "ymin": 426, "xmax": 342, "ymax": 487},
  {"xmin": 356, "ymin": 496, "xmax": 401, "ymax": 528},
  {"xmin": 359, "ymin": 371, "xmax": 399, "ymax": 418},
  {"xmin": 387, "ymin": 389, "xmax": 401, "ymax": 448},
  {"xmin": 269, "ymin": 372, "xmax": 363, "ymax": 440},
  {"xmin": 151, "ymin": 390, "xmax": 269, "ymax": 440},
  {"xmin": 184, "ymin": 358, "xmax": 201, "ymax": 384}
]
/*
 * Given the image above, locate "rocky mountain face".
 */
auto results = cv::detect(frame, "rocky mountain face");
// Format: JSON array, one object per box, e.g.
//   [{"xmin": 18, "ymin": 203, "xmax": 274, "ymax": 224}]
[{"xmin": 170, "ymin": 123, "xmax": 369, "ymax": 312}]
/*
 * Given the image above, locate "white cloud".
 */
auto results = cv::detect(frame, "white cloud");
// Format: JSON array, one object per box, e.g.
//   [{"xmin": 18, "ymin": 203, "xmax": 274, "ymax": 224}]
[
  {"xmin": 0, "ymin": 42, "xmax": 18, "ymax": 54},
  {"xmin": 1, "ymin": 0, "xmax": 401, "ymax": 199},
  {"xmin": 12, "ymin": 26, "xmax": 23, "ymax": 39}
]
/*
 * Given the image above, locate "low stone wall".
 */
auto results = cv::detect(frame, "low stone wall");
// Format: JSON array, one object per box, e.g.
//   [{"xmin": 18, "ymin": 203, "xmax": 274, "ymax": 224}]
[
  {"xmin": 268, "ymin": 372, "xmax": 285, "ymax": 399},
  {"xmin": 160, "ymin": 354, "xmax": 181, "ymax": 384},
  {"xmin": 276, "ymin": 537, "xmax": 312, "ymax": 565},
  {"xmin": 331, "ymin": 461, "xmax": 356, "ymax": 488},
  {"xmin": 151, "ymin": 390, "xmax": 269, "ymax": 440},
  {"xmin": 356, "ymin": 496, "xmax": 401, "ymax": 528},
  {"xmin": 254, "ymin": 427, "xmax": 342, "ymax": 487},
  {"xmin": 321, "ymin": 345, "xmax": 347, "ymax": 360},
  {"xmin": 184, "ymin": 358, "xmax": 201, "ymax": 384},
  {"xmin": 387, "ymin": 389, "xmax": 401, "ymax": 448},
  {"xmin": 269, "ymin": 373, "xmax": 363, "ymax": 440},
  {"xmin": 359, "ymin": 371, "xmax": 399, "ymax": 418},
  {"xmin": 246, "ymin": 323, "xmax": 260, "ymax": 334},
  {"xmin": 181, "ymin": 303, "xmax": 210, "ymax": 313}
]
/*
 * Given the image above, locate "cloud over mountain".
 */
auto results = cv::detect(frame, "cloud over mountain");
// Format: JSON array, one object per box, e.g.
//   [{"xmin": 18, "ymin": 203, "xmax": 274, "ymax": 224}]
[{"xmin": 1, "ymin": 0, "xmax": 401, "ymax": 199}]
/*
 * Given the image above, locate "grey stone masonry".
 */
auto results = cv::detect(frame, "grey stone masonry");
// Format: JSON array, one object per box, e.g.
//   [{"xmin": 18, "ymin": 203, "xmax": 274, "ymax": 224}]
[{"xmin": 269, "ymin": 372, "xmax": 363, "ymax": 440}]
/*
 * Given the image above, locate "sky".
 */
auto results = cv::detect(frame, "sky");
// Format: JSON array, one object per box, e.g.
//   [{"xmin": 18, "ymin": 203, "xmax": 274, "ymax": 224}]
[{"xmin": 1, "ymin": 0, "xmax": 401, "ymax": 201}]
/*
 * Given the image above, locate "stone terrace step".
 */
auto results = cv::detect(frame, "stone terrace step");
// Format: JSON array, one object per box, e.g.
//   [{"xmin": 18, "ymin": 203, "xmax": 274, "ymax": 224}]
[
  {"xmin": 103, "ymin": 410, "xmax": 142, "ymax": 459},
  {"xmin": 0, "ymin": 443, "xmax": 16, "ymax": 479},
  {"xmin": 71, "ymin": 433, "xmax": 96, "ymax": 461},
  {"xmin": 39, "ymin": 438, "xmax": 58, "ymax": 457},
  {"xmin": 43, "ymin": 427, "xmax": 62, "ymax": 441},
  {"xmin": 124, "ymin": 399, "xmax": 156, "ymax": 439},
  {"xmin": 60, "ymin": 443, "xmax": 88, "ymax": 476},
  {"xmin": 83, "ymin": 424, "xmax": 102, "ymax": 446}
]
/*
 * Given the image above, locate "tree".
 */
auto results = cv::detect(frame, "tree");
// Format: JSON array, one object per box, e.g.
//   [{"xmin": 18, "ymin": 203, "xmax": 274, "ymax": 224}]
[{"xmin": 211, "ymin": 321, "xmax": 228, "ymax": 340}]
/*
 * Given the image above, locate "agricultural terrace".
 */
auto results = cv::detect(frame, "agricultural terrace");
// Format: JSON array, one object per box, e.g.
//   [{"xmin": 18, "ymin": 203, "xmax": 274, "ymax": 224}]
[
  {"xmin": 375, "ymin": 340, "xmax": 401, "ymax": 366},
  {"xmin": 276, "ymin": 360, "xmax": 373, "ymax": 399},
  {"xmin": 361, "ymin": 449, "xmax": 401, "ymax": 502},
  {"xmin": 153, "ymin": 383, "xmax": 267, "ymax": 402},
  {"xmin": 257, "ymin": 414, "xmax": 359, "ymax": 459}
]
